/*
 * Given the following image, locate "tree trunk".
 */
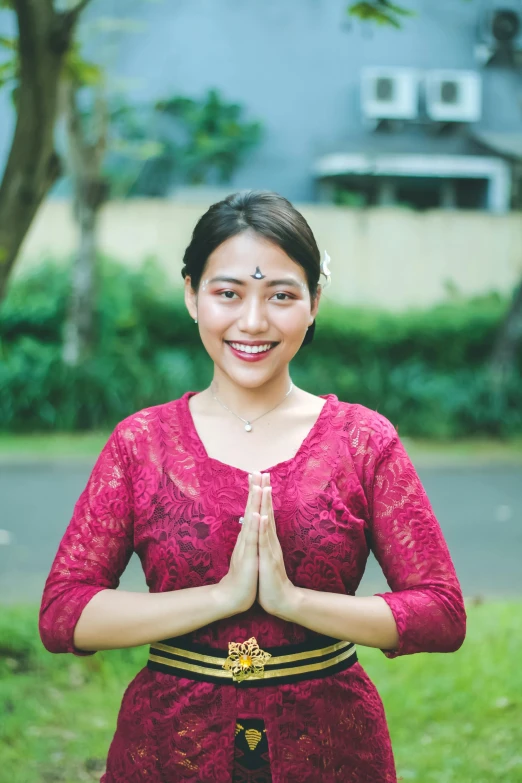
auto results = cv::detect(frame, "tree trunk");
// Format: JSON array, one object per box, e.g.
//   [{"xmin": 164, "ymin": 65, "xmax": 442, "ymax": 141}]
[
  {"xmin": 0, "ymin": 0, "xmax": 90, "ymax": 301},
  {"xmin": 489, "ymin": 279, "xmax": 522, "ymax": 386},
  {"xmin": 62, "ymin": 84, "xmax": 108, "ymax": 366},
  {"xmin": 62, "ymin": 192, "xmax": 99, "ymax": 366}
]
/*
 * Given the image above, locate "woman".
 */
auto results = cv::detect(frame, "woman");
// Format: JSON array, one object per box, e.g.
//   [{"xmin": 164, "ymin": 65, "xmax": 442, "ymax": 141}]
[{"xmin": 39, "ymin": 190, "xmax": 466, "ymax": 783}]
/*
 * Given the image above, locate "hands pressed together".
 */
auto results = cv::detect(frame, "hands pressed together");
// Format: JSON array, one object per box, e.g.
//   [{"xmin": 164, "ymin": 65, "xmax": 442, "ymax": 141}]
[
  {"xmin": 215, "ymin": 471, "xmax": 401, "ymax": 652},
  {"xmin": 218, "ymin": 472, "xmax": 296, "ymax": 618}
]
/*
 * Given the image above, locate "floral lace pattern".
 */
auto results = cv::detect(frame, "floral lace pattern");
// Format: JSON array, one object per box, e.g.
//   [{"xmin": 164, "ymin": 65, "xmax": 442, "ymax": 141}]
[{"xmin": 39, "ymin": 393, "xmax": 466, "ymax": 783}]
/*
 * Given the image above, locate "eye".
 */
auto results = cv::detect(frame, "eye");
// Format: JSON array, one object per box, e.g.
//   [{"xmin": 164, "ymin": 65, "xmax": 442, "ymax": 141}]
[
  {"xmin": 219, "ymin": 290, "xmax": 239, "ymax": 299},
  {"xmin": 271, "ymin": 292, "xmax": 293, "ymax": 301}
]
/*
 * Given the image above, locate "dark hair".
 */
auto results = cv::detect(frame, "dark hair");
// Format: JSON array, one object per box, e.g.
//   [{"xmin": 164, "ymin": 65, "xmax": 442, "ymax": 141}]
[{"xmin": 181, "ymin": 190, "xmax": 321, "ymax": 345}]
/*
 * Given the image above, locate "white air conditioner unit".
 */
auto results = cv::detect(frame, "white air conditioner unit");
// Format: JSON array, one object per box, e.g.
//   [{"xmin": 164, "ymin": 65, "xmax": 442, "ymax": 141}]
[
  {"xmin": 425, "ymin": 70, "xmax": 482, "ymax": 123},
  {"xmin": 361, "ymin": 68, "xmax": 419, "ymax": 121}
]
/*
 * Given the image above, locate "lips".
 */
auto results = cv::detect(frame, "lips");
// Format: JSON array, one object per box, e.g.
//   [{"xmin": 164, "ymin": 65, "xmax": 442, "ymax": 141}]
[{"xmin": 225, "ymin": 341, "xmax": 278, "ymax": 363}]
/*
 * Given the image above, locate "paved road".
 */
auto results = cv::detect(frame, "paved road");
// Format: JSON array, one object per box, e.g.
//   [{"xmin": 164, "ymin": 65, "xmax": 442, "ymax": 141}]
[{"xmin": 0, "ymin": 459, "xmax": 521, "ymax": 603}]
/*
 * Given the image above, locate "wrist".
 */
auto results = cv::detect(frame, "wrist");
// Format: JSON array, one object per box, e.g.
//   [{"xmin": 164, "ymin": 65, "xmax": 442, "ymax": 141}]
[
  {"xmin": 273, "ymin": 583, "xmax": 302, "ymax": 623},
  {"xmin": 210, "ymin": 581, "xmax": 244, "ymax": 619}
]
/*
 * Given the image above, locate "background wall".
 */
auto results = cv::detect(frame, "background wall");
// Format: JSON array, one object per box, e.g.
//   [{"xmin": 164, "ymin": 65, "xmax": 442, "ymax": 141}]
[
  {"xmin": 17, "ymin": 199, "xmax": 522, "ymax": 310},
  {"xmin": 3, "ymin": 0, "xmax": 520, "ymax": 202}
]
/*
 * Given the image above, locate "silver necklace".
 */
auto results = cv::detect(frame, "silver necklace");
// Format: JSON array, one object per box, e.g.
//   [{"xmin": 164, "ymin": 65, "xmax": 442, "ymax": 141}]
[{"xmin": 211, "ymin": 382, "xmax": 294, "ymax": 432}]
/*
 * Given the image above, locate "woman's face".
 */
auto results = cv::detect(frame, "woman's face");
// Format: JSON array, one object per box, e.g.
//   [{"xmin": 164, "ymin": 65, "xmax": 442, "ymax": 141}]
[{"xmin": 184, "ymin": 230, "xmax": 320, "ymax": 389}]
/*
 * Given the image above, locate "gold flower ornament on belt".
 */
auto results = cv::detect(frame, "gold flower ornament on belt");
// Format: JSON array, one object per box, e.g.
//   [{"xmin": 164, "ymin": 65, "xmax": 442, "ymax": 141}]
[{"xmin": 223, "ymin": 637, "xmax": 272, "ymax": 682}]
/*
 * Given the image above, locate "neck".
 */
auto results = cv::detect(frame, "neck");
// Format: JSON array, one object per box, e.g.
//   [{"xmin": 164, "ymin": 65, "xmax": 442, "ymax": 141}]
[{"xmin": 209, "ymin": 368, "xmax": 293, "ymax": 419}]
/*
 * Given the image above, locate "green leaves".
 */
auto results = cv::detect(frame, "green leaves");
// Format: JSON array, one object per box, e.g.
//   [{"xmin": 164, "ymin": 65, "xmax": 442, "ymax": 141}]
[
  {"xmin": 155, "ymin": 88, "xmax": 263, "ymax": 186},
  {"xmin": 64, "ymin": 42, "xmax": 102, "ymax": 86},
  {"xmin": 0, "ymin": 59, "xmax": 14, "ymax": 88},
  {"xmin": 0, "ymin": 35, "xmax": 16, "ymax": 51},
  {"xmin": 347, "ymin": 1, "xmax": 414, "ymax": 29},
  {"xmin": 104, "ymin": 88, "xmax": 263, "ymax": 197},
  {"xmin": 0, "ymin": 36, "xmax": 18, "ymax": 91}
]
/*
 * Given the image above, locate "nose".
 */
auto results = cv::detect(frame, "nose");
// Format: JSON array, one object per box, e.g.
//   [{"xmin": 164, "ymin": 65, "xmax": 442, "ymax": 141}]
[{"xmin": 237, "ymin": 295, "xmax": 269, "ymax": 335}]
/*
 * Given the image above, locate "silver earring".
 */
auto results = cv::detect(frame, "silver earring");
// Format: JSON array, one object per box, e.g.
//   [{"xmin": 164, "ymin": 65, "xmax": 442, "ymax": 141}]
[{"xmin": 194, "ymin": 318, "xmax": 198, "ymax": 324}]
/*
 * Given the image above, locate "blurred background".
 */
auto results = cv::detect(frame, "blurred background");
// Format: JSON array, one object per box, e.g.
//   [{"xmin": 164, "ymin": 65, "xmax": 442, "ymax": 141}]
[{"xmin": 0, "ymin": 1, "xmax": 521, "ymax": 781}]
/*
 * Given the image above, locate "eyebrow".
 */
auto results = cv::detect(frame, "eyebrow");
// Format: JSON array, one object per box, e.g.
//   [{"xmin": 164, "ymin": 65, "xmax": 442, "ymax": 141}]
[
  {"xmin": 208, "ymin": 276, "xmax": 244, "ymax": 286},
  {"xmin": 266, "ymin": 278, "xmax": 301, "ymax": 289},
  {"xmin": 208, "ymin": 276, "xmax": 301, "ymax": 289}
]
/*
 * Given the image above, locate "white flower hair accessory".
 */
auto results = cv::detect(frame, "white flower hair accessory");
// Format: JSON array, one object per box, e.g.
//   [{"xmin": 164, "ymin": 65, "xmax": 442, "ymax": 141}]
[{"xmin": 320, "ymin": 250, "xmax": 331, "ymax": 289}]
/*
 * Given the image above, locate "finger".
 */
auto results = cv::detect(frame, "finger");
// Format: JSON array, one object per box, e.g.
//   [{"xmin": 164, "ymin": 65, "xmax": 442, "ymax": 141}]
[
  {"xmin": 261, "ymin": 485, "xmax": 275, "ymax": 527},
  {"xmin": 240, "ymin": 486, "xmax": 261, "ymax": 547},
  {"xmin": 261, "ymin": 472, "xmax": 270, "ymax": 489},
  {"xmin": 267, "ymin": 487, "xmax": 276, "ymax": 529},
  {"xmin": 265, "ymin": 487, "xmax": 282, "ymax": 553},
  {"xmin": 238, "ymin": 480, "xmax": 254, "ymax": 546},
  {"xmin": 251, "ymin": 471, "xmax": 262, "ymax": 487},
  {"xmin": 257, "ymin": 513, "xmax": 265, "ymax": 539},
  {"xmin": 242, "ymin": 473, "xmax": 258, "ymax": 522},
  {"xmin": 261, "ymin": 486, "xmax": 270, "ymax": 519},
  {"xmin": 238, "ymin": 502, "xmax": 256, "ymax": 557},
  {"xmin": 244, "ymin": 512, "xmax": 260, "ymax": 553},
  {"xmin": 258, "ymin": 514, "xmax": 268, "ymax": 544},
  {"xmin": 250, "ymin": 484, "xmax": 262, "ymax": 515},
  {"xmin": 259, "ymin": 514, "xmax": 276, "ymax": 561}
]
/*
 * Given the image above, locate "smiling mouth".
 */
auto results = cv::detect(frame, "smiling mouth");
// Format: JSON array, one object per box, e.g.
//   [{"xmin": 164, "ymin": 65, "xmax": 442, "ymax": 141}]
[{"xmin": 225, "ymin": 341, "xmax": 278, "ymax": 355}]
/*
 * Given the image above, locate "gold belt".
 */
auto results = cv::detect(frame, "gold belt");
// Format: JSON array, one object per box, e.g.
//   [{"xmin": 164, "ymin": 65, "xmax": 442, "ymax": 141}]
[{"xmin": 147, "ymin": 635, "xmax": 357, "ymax": 687}]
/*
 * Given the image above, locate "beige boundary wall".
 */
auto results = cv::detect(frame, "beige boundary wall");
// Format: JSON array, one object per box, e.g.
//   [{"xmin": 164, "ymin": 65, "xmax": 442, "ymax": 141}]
[{"xmin": 16, "ymin": 199, "xmax": 522, "ymax": 311}]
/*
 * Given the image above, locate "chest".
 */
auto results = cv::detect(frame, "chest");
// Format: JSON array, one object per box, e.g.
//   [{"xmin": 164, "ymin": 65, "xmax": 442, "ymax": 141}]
[
  {"xmin": 192, "ymin": 414, "xmax": 321, "ymax": 474},
  {"xmin": 134, "ymin": 445, "xmax": 371, "ymax": 594}
]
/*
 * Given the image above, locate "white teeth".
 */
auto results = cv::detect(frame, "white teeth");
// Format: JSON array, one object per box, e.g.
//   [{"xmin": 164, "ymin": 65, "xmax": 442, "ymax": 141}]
[{"xmin": 229, "ymin": 342, "xmax": 272, "ymax": 354}]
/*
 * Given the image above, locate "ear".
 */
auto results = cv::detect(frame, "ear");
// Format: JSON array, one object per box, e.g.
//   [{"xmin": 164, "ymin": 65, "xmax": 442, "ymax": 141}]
[
  {"xmin": 184, "ymin": 276, "xmax": 198, "ymax": 321},
  {"xmin": 309, "ymin": 286, "xmax": 322, "ymax": 324}
]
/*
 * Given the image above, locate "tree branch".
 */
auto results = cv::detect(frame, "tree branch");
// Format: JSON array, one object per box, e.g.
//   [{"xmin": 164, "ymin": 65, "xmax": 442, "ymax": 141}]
[
  {"xmin": 55, "ymin": 0, "xmax": 93, "ymax": 48},
  {"xmin": 63, "ymin": 0, "xmax": 93, "ymax": 25},
  {"xmin": 0, "ymin": 1, "xmax": 65, "ymax": 298},
  {"xmin": 489, "ymin": 280, "xmax": 522, "ymax": 384}
]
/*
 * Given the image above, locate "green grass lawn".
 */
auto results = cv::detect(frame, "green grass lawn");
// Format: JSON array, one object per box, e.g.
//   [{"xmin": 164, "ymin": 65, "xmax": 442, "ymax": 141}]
[
  {"xmin": 1, "ymin": 601, "xmax": 521, "ymax": 783},
  {"xmin": 0, "ymin": 432, "xmax": 110, "ymax": 460},
  {"xmin": 1, "ymin": 431, "xmax": 521, "ymax": 464}
]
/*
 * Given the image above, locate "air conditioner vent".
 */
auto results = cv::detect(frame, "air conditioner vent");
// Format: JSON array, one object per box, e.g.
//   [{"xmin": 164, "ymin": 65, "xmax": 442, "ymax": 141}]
[
  {"xmin": 361, "ymin": 68, "xmax": 419, "ymax": 121},
  {"xmin": 425, "ymin": 70, "xmax": 482, "ymax": 123},
  {"xmin": 440, "ymin": 80, "xmax": 459, "ymax": 104},
  {"xmin": 375, "ymin": 77, "xmax": 394, "ymax": 102}
]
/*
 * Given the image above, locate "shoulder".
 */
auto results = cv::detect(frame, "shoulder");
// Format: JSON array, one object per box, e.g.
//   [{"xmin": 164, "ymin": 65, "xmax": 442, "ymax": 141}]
[
  {"xmin": 330, "ymin": 396, "xmax": 399, "ymax": 458},
  {"xmin": 112, "ymin": 394, "xmax": 189, "ymax": 454}
]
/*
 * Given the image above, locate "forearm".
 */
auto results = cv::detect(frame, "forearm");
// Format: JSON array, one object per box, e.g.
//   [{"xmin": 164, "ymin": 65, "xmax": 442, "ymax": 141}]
[
  {"xmin": 73, "ymin": 583, "xmax": 235, "ymax": 652},
  {"xmin": 278, "ymin": 588, "xmax": 400, "ymax": 652}
]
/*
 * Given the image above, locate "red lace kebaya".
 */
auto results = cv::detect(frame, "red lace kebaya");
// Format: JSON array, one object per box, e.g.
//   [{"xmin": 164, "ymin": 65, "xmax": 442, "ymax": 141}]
[{"xmin": 39, "ymin": 393, "xmax": 466, "ymax": 782}]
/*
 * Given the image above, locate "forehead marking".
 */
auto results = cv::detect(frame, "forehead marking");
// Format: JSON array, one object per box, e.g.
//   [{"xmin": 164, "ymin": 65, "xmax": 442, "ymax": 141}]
[{"xmin": 251, "ymin": 266, "xmax": 266, "ymax": 280}]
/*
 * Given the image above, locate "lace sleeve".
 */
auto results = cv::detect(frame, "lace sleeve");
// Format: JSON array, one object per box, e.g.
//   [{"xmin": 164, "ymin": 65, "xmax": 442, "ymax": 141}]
[
  {"xmin": 39, "ymin": 427, "xmax": 134, "ymax": 656},
  {"xmin": 369, "ymin": 433, "xmax": 466, "ymax": 658}
]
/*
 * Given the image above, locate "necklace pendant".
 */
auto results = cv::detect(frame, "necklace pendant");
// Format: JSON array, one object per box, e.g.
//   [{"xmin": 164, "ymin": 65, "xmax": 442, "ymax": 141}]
[{"xmin": 244, "ymin": 422, "xmax": 252, "ymax": 432}]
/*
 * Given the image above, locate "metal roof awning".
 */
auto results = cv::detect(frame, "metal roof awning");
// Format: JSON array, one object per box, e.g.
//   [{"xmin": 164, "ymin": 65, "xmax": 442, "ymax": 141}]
[
  {"xmin": 313, "ymin": 152, "xmax": 512, "ymax": 213},
  {"xmin": 471, "ymin": 131, "xmax": 522, "ymax": 160},
  {"xmin": 314, "ymin": 152, "xmax": 510, "ymax": 180}
]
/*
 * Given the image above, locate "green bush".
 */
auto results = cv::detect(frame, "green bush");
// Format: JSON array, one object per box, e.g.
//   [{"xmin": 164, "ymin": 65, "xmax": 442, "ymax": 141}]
[{"xmin": 0, "ymin": 258, "xmax": 520, "ymax": 437}]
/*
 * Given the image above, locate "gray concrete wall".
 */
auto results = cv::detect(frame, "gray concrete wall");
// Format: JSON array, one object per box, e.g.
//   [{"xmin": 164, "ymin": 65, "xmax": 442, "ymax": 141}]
[{"xmin": 1, "ymin": 0, "xmax": 520, "ymax": 201}]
